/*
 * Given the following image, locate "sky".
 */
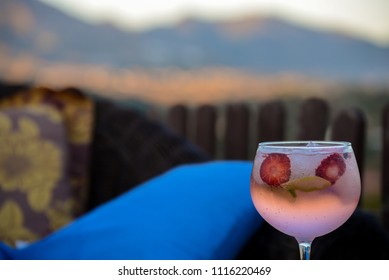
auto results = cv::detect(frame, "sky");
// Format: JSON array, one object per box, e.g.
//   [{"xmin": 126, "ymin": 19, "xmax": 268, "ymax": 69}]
[{"xmin": 38, "ymin": 0, "xmax": 389, "ymax": 46}]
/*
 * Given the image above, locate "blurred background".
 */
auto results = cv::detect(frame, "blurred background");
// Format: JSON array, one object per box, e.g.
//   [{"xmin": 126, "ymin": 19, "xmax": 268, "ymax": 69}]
[{"xmin": 1, "ymin": 0, "xmax": 388, "ymax": 209}]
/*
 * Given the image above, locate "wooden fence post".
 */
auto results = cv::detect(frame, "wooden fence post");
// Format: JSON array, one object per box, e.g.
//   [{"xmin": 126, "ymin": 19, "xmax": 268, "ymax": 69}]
[
  {"xmin": 224, "ymin": 103, "xmax": 250, "ymax": 160},
  {"xmin": 257, "ymin": 100, "xmax": 286, "ymax": 142},
  {"xmin": 167, "ymin": 104, "xmax": 188, "ymax": 138},
  {"xmin": 382, "ymin": 103, "xmax": 389, "ymax": 231},
  {"xmin": 297, "ymin": 97, "xmax": 329, "ymax": 140},
  {"xmin": 195, "ymin": 104, "xmax": 217, "ymax": 158}
]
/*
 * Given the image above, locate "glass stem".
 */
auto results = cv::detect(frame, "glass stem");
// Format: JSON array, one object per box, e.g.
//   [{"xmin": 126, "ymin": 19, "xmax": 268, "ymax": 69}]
[{"xmin": 298, "ymin": 242, "xmax": 312, "ymax": 260}]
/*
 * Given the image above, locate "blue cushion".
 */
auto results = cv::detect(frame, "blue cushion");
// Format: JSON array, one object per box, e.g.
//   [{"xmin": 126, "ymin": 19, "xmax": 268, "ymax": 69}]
[
  {"xmin": 0, "ymin": 244, "xmax": 8, "ymax": 260},
  {"xmin": 0, "ymin": 161, "xmax": 263, "ymax": 260}
]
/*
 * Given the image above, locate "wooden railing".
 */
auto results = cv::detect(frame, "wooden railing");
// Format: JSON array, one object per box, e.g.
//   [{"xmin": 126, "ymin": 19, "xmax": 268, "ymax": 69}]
[{"xmin": 164, "ymin": 97, "xmax": 389, "ymax": 231}]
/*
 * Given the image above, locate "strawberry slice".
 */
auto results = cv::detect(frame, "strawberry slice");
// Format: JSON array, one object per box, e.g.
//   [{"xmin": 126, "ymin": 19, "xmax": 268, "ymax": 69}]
[
  {"xmin": 260, "ymin": 153, "xmax": 291, "ymax": 186},
  {"xmin": 315, "ymin": 153, "xmax": 346, "ymax": 184}
]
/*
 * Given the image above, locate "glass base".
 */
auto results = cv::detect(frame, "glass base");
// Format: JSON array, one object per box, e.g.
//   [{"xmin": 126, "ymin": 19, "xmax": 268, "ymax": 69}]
[{"xmin": 298, "ymin": 242, "xmax": 312, "ymax": 260}]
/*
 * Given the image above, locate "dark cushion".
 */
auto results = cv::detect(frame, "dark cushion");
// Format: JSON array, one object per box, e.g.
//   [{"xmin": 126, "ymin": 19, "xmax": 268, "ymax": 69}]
[{"xmin": 88, "ymin": 100, "xmax": 209, "ymax": 209}]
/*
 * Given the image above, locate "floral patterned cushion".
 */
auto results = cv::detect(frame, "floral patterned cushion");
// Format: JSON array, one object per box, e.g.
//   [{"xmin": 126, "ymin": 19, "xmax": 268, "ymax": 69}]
[
  {"xmin": 0, "ymin": 87, "xmax": 94, "ymax": 214},
  {"xmin": 0, "ymin": 87, "xmax": 94, "ymax": 247},
  {"xmin": 0, "ymin": 105, "xmax": 73, "ymax": 246}
]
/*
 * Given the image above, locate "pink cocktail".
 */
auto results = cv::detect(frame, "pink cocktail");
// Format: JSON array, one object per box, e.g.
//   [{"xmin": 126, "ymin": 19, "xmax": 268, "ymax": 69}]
[{"xmin": 250, "ymin": 141, "xmax": 361, "ymax": 259}]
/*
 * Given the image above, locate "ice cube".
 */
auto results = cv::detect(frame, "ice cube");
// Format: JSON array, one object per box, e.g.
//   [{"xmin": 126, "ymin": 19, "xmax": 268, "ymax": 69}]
[{"xmin": 306, "ymin": 141, "xmax": 319, "ymax": 147}]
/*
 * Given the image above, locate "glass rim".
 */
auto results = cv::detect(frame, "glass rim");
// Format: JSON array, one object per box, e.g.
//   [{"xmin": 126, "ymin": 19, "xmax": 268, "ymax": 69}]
[{"xmin": 258, "ymin": 141, "xmax": 351, "ymax": 150}]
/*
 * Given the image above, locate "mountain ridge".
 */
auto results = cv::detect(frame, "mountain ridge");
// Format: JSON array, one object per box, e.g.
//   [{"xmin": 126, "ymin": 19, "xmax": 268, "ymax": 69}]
[{"xmin": 1, "ymin": 0, "xmax": 389, "ymax": 82}]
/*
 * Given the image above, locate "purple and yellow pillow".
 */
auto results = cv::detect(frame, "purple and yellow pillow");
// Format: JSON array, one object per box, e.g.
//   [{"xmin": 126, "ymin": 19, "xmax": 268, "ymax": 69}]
[{"xmin": 0, "ymin": 87, "xmax": 94, "ymax": 247}]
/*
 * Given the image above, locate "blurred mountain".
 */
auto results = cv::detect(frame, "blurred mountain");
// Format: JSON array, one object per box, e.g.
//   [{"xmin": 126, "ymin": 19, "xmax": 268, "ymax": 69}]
[{"xmin": 1, "ymin": 0, "xmax": 389, "ymax": 82}]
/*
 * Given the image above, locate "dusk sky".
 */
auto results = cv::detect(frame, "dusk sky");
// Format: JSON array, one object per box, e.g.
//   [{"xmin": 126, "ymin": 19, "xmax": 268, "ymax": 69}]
[{"xmin": 38, "ymin": 0, "xmax": 389, "ymax": 46}]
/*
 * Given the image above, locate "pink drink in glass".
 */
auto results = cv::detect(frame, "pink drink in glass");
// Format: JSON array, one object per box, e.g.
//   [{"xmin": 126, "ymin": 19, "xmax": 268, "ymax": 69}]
[{"xmin": 250, "ymin": 141, "xmax": 361, "ymax": 245}]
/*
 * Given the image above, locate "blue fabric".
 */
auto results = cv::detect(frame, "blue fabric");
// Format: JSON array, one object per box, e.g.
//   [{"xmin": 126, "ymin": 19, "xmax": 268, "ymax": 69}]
[
  {"xmin": 0, "ymin": 244, "xmax": 8, "ymax": 260},
  {"xmin": 0, "ymin": 161, "xmax": 262, "ymax": 260}
]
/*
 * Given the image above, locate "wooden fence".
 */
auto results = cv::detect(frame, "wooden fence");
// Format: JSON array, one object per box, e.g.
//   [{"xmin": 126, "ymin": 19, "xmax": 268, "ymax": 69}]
[{"xmin": 163, "ymin": 97, "xmax": 389, "ymax": 231}]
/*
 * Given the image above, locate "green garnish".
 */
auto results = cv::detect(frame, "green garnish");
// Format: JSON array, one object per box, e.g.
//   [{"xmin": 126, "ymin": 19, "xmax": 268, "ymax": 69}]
[{"xmin": 281, "ymin": 176, "xmax": 331, "ymax": 198}]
